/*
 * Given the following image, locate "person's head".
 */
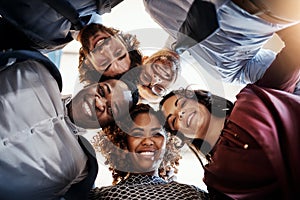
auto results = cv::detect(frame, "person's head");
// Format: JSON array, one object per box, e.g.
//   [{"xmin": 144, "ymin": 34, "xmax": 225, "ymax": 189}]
[
  {"xmin": 159, "ymin": 88, "xmax": 233, "ymax": 140},
  {"xmin": 78, "ymin": 23, "xmax": 142, "ymax": 84},
  {"xmin": 68, "ymin": 79, "xmax": 139, "ymax": 129},
  {"xmin": 92, "ymin": 104, "xmax": 181, "ymax": 185},
  {"xmin": 138, "ymin": 49, "xmax": 180, "ymax": 103}
]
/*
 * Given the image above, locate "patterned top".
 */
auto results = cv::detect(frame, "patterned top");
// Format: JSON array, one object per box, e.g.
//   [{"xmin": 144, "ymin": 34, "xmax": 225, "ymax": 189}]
[{"xmin": 89, "ymin": 174, "xmax": 209, "ymax": 200}]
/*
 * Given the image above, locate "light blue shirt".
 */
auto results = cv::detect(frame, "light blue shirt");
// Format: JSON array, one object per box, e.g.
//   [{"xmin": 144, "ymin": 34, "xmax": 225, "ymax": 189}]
[{"xmin": 144, "ymin": 0, "xmax": 298, "ymax": 84}]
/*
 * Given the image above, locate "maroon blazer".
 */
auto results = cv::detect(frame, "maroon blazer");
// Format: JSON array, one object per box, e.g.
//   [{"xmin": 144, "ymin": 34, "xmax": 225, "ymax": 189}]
[
  {"xmin": 204, "ymin": 84, "xmax": 300, "ymax": 199},
  {"xmin": 204, "ymin": 25, "xmax": 300, "ymax": 199}
]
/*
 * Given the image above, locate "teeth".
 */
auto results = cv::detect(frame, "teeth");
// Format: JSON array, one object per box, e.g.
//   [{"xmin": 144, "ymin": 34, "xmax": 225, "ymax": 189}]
[
  {"xmin": 83, "ymin": 102, "xmax": 92, "ymax": 117},
  {"xmin": 139, "ymin": 151, "xmax": 154, "ymax": 156},
  {"xmin": 187, "ymin": 112, "xmax": 194, "ymax": 127},
  {"xmin": 95, "ymin": 38, "xmax": 105, "ymax": 47}
]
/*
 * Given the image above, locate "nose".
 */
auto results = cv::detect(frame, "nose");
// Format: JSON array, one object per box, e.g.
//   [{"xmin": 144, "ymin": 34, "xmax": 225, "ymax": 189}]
[
  {"xmin": 178, "ymin": 110, "xmax": 185, "ymax": 120},
  {"xmin": 95, "ymin": 96, "xmax": 107, "ymax": 112},
  {"xmin": 151, "ymin": 74, "xmax": 162, "ymax": 85},
  {"xmin": 141, "ymin": 137, "xmax": 154, "ymax": 146}
]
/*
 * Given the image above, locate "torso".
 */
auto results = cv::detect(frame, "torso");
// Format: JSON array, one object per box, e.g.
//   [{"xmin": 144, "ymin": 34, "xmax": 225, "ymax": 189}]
[
  {"xmin": 204, "ymin": 84, "xmax": 300, "ymax": 199},
  {"xmin": 90, "ymin": 174, "xmax": 209, "ymax": 200}
]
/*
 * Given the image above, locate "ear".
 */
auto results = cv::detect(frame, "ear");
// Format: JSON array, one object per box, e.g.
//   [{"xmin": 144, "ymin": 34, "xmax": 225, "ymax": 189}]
[{"xmin": 142, "ymin": 56, "xmax": 149, "ymax": 64}]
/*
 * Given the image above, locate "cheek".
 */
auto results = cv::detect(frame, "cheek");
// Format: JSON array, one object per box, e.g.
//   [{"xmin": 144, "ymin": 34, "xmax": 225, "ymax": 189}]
[
  {"xmin": 127, "ymin": 139, "xmax": 139, "ymax": 152},
  {"xmin": 118, "ymin": 60, "xmax": 131, "ymax": 72},
  {"xmin": 160, "ymin": 79, "xmax": 172, "ymax": 88},
  {"xmin": 119, "ymin": 56, "xmax": 131, "ymax": 71},
  {"xmin": 154, "ymin": 138, "xmax": 166, "ymax": 149}
]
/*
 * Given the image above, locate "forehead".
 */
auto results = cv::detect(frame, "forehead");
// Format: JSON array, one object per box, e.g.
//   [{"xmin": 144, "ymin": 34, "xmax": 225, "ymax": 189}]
[
  {"xmin": 132, "ymin": 112, "xmax": 162, "ymax": 127},
  {"xmin": 161, "ymin": 95, "xmax": 182, "ymax": 112},
  {"xmin": 163, "ymin": 94, "xmax": 179, "ymax": 105},
  {"xmin": 101, "ymin": 79, "xmax": 117, "ymax": 87},
  {"xmin": 102, "ymin": 80, "xmax": 132, "ymax": 99}
]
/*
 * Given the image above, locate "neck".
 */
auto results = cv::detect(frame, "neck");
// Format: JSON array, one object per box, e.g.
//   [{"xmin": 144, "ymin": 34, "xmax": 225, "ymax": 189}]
[
  {"xmin": 66, "ymin": 101, "xmax": 74, "ymax": 123},
  {"xmin": 204, "ymin": 115, "xmax": 225, "ymax": 147},
  {"xmin": 132, "ymin": 168, "xmax": 159, "ymax": 176}
]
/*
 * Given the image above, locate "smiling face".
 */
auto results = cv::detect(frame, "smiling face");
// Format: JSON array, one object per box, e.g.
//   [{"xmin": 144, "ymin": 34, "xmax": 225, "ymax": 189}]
[
  {"xmin": 69, "ymin": 79, "xmax": 133, "ymax": 129},
  {"xmin": 126, "ymin": 112, "xmax": 167, "ymax": 175},
  {"xmin": 85, "ymin": 30, "xmax": 131, "ymax": 78},
  {"xmin": 139, "ymin": 61, "xmax": 175, "ymax": 95},
  {"xmin": 138, "ymin": 50, "xmax": 180, "ymax": 102},
  {"xmin": 161, "ymin": 94, "xmax": 211, "ymax": 139}
]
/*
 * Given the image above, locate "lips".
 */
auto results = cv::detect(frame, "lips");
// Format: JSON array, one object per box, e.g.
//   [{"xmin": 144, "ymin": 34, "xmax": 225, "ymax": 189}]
[
  {"xmin": 186, "ymin": 111, "xmax": 196, "ymax": 127},
  {"xmin": 137, "ymin": 149, "xmax": 156, "ymax": 160},
  {"xmin": 83, "ymin": 101, "xmax": 92, "ymax": 117},
  {"xmin": 91, "ymin": 34, "xmax": 108, "ymax": 49},
  {"xmin": 94, "ymin": 38, "xmax": 105, "ymax": 48},
  {"xmin": 82, "ymin": 97, "xmax": 96, "ymax": 120},
  {"xmin": 139, "ymin": 151, "xmax": 155, "ymax": 156}
]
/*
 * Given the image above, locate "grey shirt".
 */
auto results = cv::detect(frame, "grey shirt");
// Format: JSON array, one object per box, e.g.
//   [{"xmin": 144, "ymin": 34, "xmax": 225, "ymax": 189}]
[{"xmin": 0, "ymin": 59, "xmax": 88, "ymax": 199}]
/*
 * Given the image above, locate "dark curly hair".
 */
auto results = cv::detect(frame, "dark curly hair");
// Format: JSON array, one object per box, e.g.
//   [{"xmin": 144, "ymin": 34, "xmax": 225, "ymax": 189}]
[
  {"xmin": 92, "ymin": 104, "xmax": 182, "ymax": 185},
  {"xmin": 77, "ymin": 23, "xmax": 142, "ymax": 85}
]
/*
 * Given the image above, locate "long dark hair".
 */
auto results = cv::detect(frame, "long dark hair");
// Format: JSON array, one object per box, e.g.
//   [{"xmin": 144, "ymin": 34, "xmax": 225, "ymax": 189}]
[
  {"xmin": 160, "ymin": 89, "xmax": 233, "ymax": 118},
  {"xmin": 159, "ymin": 88, "xmax": 233, "ymax": 155},
  {"xmin": 92, "ymin": 104, "xmax": 181, "ymax": 184}
]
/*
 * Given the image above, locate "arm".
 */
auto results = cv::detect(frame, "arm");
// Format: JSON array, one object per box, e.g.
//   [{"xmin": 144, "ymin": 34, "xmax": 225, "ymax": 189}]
[
  {"xmin": 144, "ymin": 0, "xmax": 218, "ymax": 51},
  {"xmin": 255, "ymin": 23, "xmax": 300, "ymax": 92}
]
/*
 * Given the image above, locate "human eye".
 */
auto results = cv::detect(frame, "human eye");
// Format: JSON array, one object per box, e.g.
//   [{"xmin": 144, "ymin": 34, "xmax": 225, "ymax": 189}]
[
  {"xmin": 140, "ymin": 72, "xmax": 151, "ymax": 84},
  {"xmin": 114, "ymin": 49, "xmax": 123, "ymax": 57},
  {"xmin": 107, "ymin": 105, "xmax": 113, "ymax": 116},
  {"xmin": 94, "ymin": 37, "xmax": 111, "ymax": 50},
  {"xmin": 130, "ymin": 131, "xmax": 144, "ymax": 138},
  {"xmin": 97, "ymin": 85, "xmax": 105, "ymax": 97},
  {"xmin": 181, "ymin": 99, "xmax": 187, "ymax": 108},
  {"xmin": 172, "ymin": 117, "xmax": 177, "ymax": 130},
  {"xmin": 103, "ymin": 63, "xmax": 111, "ymax": 72},
  {"xmin": 118, "ymin": 53, "xmax": 126, "ymax": 60},
  {"xmin": 152, "ymin": 131, "xmax": 164, "ymax": 138},
  {"xmin": 102, "ymin": 37, "xmax": 111, "ymax": 46}
]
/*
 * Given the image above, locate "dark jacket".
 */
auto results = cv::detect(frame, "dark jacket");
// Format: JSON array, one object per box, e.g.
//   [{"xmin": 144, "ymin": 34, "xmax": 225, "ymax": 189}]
[{"xmin": 0, "ymin": 0, "xmax": 123, "ymax": 51}]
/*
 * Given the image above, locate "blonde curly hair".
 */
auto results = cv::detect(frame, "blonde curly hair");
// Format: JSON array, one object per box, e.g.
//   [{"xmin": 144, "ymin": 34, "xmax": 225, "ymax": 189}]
[{"xmin": 91, "ymin": 104, "xmax": 182, "ymax": 185}]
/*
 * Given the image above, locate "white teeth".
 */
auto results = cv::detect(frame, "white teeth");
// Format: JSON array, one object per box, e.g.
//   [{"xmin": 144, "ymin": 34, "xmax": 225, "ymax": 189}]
[
  {"xmin": 139, "ymin": 151, "xmax": 154, "ymax": 156},
  {"xmin": 187, "ymin": 112, "xmax": 194, "ymax": 127},
  {"xmin": 83, "ymin": 102, "xmax": 92, "ymax": 117},
  {"xmin": 95, "ymin": 38, "xmax": 105, "ymax": 47}
]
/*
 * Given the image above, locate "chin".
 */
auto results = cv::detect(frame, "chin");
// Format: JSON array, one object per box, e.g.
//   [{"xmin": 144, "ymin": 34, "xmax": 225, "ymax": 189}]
[{"xmin": 138, "ymin": 85, "xmax": 162, "ymax": 103}]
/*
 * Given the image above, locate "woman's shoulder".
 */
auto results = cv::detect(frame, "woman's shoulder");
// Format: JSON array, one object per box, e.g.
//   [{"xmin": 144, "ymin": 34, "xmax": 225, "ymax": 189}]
[{"xmin": 168, "ymin": 181, "xmax": 209, "ymax": 199}]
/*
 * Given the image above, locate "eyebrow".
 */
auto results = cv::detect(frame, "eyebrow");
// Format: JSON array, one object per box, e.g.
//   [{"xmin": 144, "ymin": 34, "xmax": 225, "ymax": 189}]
[
  {"xmin": 151, "ymin": 127, "xmax": 163, "ymax": 132},
  {"xmin": 166, "ymin": 97, "xmax": 181, "ymax": 125},
  {"xmin": 175, "ymin": 97, "xmax": 181, "ymax": 107},
  {"xmin": 166, "ymin": 114, "xmax": 172, "ymax": 124},
  {"xmin": 118, "ymin": 53, "xmax": 127, "ymax": 60},
  {"xmin": 104, "ymin": 83, "xmax": 111, "ymax": 94},
  {"xmin": 104, "ymin": 63, "xmax": 112, "ymax": 72}
]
